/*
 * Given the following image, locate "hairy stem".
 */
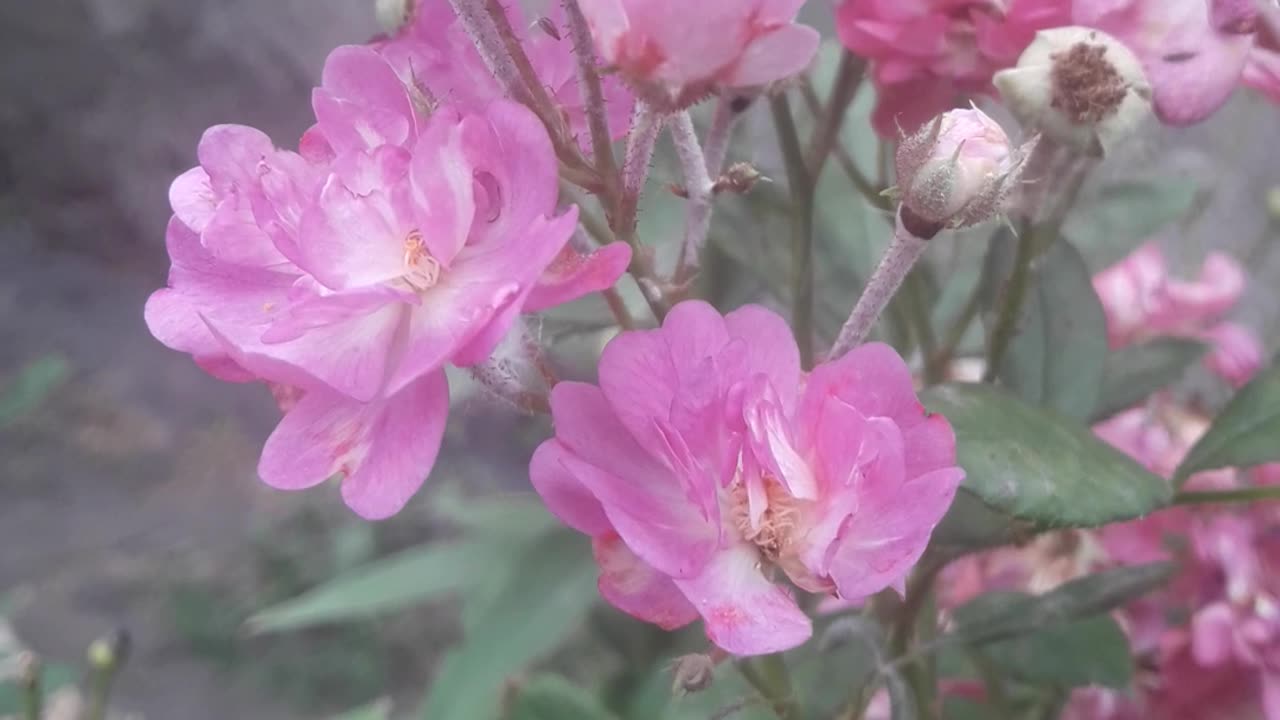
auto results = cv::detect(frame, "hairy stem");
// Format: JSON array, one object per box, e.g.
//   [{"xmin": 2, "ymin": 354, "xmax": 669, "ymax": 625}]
[
  {"xmin": 562, "ymin": 0, "xmax": 619, "ymax": 199},
  {"xmin": 670, "ymin": 112, "xmax": 716, "ymax": 278},
  {"xmin": 702, "ymin": 96, "xmax": 741, "ymax": 182},
  {"xmin": 613, "ymin": 103, "xmax": 669, "ymax": 321},
  {"xmin": 829, "ymin": 212, "xmax": 931, "ymax": 360},
  {"xmin": 771, "ymin": 95, "xmax": 816, "ymax": 369},
  {"xmin": 448, "ymin": 0, "xmax": 522, "ymax": 97}
]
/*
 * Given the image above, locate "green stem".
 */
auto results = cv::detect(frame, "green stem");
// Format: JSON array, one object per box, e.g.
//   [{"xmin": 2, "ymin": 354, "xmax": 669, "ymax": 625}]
[
  {"xmin": 771, "ymin": 94, "xmax": 816, "ymax": 369},
  {"xmin": 1173, "ymin": 485, "xmax": 1280, "ymax": 506},
  {"xmin": 888, "ymin": 561, "xmax": 944, "ymax": 719},
  {"xmin": 20, "ymin": 653, "xmax": 41, "ymax": 720},
  {"xmin": 803, "ymin": 51, "xmax": 866, "ymax": 181},
  {"xmin": 982, "ymin": 221, "xmax": 1035, "ymax": 382},
  {"xmin": 904, "ymin": 270, "xmax": 940, "ymax": 384},
  {"xmin": 927, "ymin": 278, "xmax": 983, "ymax": 381},
  {"xmin": 737, "ymin": 654, "xmax": 801, "ymax": 720},
  {"xmin": 965, "ymin": 650, "xmax": 1014, "ymax": 720}
]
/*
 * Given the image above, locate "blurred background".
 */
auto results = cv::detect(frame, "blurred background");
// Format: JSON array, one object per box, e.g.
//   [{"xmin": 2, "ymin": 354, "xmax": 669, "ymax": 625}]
[{"xmin": 2, "ymin": 1, "xmax": 1279, "ymax": 719}]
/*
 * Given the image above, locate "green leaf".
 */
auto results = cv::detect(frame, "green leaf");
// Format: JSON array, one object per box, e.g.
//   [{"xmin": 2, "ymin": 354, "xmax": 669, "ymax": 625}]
[
  {"xmin": 949, "ymin": 563, "xmax": 1174, "ymax": 648},
  {"xmin": 796, "ymin": 616, "xmax": 885, "ymax": 716},
  {"xmin": 0, "ymin": 355, "xmax": 70, "ymax": 426},
  {"xmin": 505, "ymin": 675, "xmax": 618, "ymax": 720},
  {"xmin": 1064, "ymin": 179, "xmax": 1200, "ymax": 270},
  {"xmin": 432, "ymin": 489, "xmax": 558, "ymax": 540},
  {"xmin": 420, "ymin": 530, "xmax": 598, "ymax": 720},
  {"xmin": 1094, "ymin": 339, "xmax": 1208, "ymax": 422},
  {"xmin": 922, "ymin": 383, "xmax": 1172, "ymax": 527},
  {"xmin": 981, "ymin": 613, "xmax": 1132, "ymax": 689},
  {"xmin": 885, "ymin": 667, "xmax": 918, "ymax": 720},
  {"xmin": 623, "ymin": 663, "xmax": 775, "ymax": 720},
  {"xmin": 929, "ymin": 488, "xmax": 1035, "ymax": 555},
  {"xmin": 995, "ymin": 239, "xmax": 1108, "ymax": 421},
  {"xmin": 246, "ymin": 540, "xmax": 501, "ymax": 633},
  {"xmin": 1174, "ymin": 362, "xmax": 1280, "ymax": 486}
]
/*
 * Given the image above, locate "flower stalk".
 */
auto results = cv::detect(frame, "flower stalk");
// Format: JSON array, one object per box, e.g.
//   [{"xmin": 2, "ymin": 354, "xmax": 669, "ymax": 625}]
[
  {"xmin": 770, "ymin": 94, "xmax": 817, "ymax": 368},
  {"xmin": 670, "ymin": 112, "xmax": 716, "ymax": 278},
  {"xmin": 829, "ymin": 210, "xmax": 932, "ymax": 360}
]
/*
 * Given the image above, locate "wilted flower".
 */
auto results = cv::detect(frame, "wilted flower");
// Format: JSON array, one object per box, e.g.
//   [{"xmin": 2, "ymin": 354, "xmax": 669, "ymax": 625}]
[
  {"xmin": 575, "ymin": 0, "xmax": 821, "ymax": 110},
  {"xmin": 530, "ymin": 301, "xmax": 963, "ymax": 654},
  {"xmin": 995, "ymin": 26, "xmax": 1152, "ymax": 156},
  {"xmin": 1074, "ymin": 0, "xmax": 1276, "ymax": 125},
  {"xmin": 836, "ymin": 0, "xmax": 1070, "ymax": 135},
  {"xmin": 1092, "ymin": 242, "xmax": 1262, "ymax": 388},
  {"xmin": 894, "ymin": 107, "xmax": 1034, "ymax": 233}
]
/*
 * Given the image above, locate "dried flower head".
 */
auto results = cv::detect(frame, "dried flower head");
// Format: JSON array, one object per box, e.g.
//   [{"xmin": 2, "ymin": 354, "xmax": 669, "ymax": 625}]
[{"xmin": 995, "ymin": 26, "xmax": 1152, "ymax": 156}]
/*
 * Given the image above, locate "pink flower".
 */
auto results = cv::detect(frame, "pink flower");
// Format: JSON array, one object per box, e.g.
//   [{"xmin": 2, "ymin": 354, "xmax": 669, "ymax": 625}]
[
  {"xmin": 1243, "ymin": 8, "xmax": 1280, "ymax": 103},
  {"xmin": 895, "ymin": 107, "xmax": 1033, "ymax": 230},
  {"xmin": 372, "ymin": 1, "xmax": 635, "ymax": 144},
  {"xmin": 1073, "ymin": 0, "xmax": 1261, "ymax": 125},
  {"xmin": 1203, "ymin": 322, "xmax": 1265, "ymax": 388},
  {"xmin": 576, "ymin": 0, "xmax": 821, "ymax": 110},
  {"xmin": 147, "ymin": 41, "xmax": 630, "ymax": 518},
  {"xmin": 529, "ymin": 301, "xmax": 963, "ymax": 654},
  {"xmin": 1092, "ymin": 242, "xmax": 1260, "ymax": 387},
  {"xmin": 836, "ymin": 0, "xmax": 1070, "ymax": 135}
]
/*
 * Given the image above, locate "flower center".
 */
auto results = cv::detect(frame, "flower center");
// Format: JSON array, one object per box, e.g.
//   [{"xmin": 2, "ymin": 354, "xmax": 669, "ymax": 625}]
[
  {"xmin": 729, "ymin": 472, "xmax": 800, "ymax": 563},
  {"xmin": 402, "ymin": 230, "xmax": 441, "ymax": 291}
]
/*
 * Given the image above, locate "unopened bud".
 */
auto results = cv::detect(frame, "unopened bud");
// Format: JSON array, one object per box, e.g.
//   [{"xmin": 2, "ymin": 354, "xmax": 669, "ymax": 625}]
[
  {"xmin": 670, "ymin": 653, "xmax": 716, "ymax": 695},
  {"xmin": 994, "ymin": 27, "xmax": 1151, "ymax": 157},
  {"xmin": 713, "ymin": 162, "xmax": 766, "ymax": 195},
  {"xmin": 894, "ymin": 107, "xmax": 1033, "ymax": 235},
  {"xmin": 374, "ymin": 0, "xmax": 413, "ymax": 34}
]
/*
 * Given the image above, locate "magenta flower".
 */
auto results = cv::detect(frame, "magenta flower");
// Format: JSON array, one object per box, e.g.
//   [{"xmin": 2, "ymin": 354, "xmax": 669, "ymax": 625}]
[
  {"xmin": 146, "ymin": 42, "xmax": 631, "ymax": 518},
  {"xmin": 1092, "ymin": 242, "xmax": 1262, "ymax": 387},
  {"xmin": 529, "ymin": 301, "xmax": 963, "ymax": 654},
  {"xmin": 1073, "ymin": 0, "xmax": 1273, "ymax": 125},
  {"xmin": 576, "ymin": 0, "xmax": 821, "ymax": 110},
  {"xmin": 1244, "ymin": 8, "xmax": 1280, "ymax": 103},
  {"xmin": 835, "ymin": 0, "xmax": 1070, "ymax": 136}
]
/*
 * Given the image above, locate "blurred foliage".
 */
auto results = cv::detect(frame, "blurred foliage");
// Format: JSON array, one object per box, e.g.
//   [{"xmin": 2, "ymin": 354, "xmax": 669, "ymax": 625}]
[{"xmin": 0, "ymin": 355, "xmax": 70, "ymax": 428}]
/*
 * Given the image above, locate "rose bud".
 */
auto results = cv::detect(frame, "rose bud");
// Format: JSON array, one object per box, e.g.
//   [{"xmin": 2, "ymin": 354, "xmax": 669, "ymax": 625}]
[{"xmin": 894, "ymin": 107, "xmax": 1035, "ymax": 237}]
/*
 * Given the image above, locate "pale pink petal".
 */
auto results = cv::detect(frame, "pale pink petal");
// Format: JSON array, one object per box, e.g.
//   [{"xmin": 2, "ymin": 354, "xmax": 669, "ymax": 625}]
[
  {"xmin": 742, "ymin": 376, "xmax": 816, "ymax": 499},
  {"xmin": 312, "ymin": 45, "xmax": 415, "ymax": 154},
  {"xmin": 902, "ymin": 413, "xmax": 960, "ymax": 480},
  {"xmin": 549, "ymin": 382, "xmax": 718, "ymax": 578},
  {"xmin": 799, "ymin": 342, "xmax": 926, "ymax": 432},
  {"xmin": 529, "ymin": 440, "xmax": 612, "ymax": 536},
  {"xmin": 672, "ymin": 544, "xmax": 812, "ymax": 656},
  {"xmin": 724, "ymin": 303, "xmax": 801, "ymax": 408},
  {"xmin": 259, "ymin": 370, "xmax": 448, "ymax": 519},
  {"xmin": 593, "ymin": 532, "xmax": 699, "ymax": 630},
  {"xmin": 724, "ymin": 24, "xmax": 820, "ymax": 87},
  {"xmin": 202, "ymin": 194, "xmax": 291, "ymax": 268},
  {"xmin": 206, "ymin": 300, "xmax": 406, "ymax": 402},
  {"xmin": 523, "ymin": 242, "xmax": 632, "ymax": 313},
  {"xmin": 169, "ymin": 167, "xmax": 216, "ymax": 233},
  {"xmin": 407, "ymin": 109, "xmax": 476, "ymax": 266},
  {"xmin": 1191, "ymin": 602, "xmax": 1238, "ymax": 667},
  {"xmin": 295, "ymin": 174, "xmax": 410, "ymax": 291},
  {"xmin": 827, "ymin": 465, "xmax": 965, "ymax": 599},
  {"xmin": 459, "ymin": 101, "xmax": 561, "ymax": 248},
  {"xmin": 1202, "ymin": 322, "xmax": 1264, "ymax": 387},
  {"xmin": 1161, "ymin": 252, "xmax": 1246, "ymax": 326},
  {"xmin": 197, "ymin": 124, "xmax": 275, "ymax": 192}
]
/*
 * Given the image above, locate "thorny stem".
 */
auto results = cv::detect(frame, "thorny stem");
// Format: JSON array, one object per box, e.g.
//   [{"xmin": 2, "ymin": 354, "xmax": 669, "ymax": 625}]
[
  {"xmin": 771, "ymin": 95, "xmax": 817, "ymax": 369},
  {"xmin": 1173, "ymin": 485, "xmax": 1280, "ymax": 506},
  {"xmin": 829, "ymin": 212, "xmax": 931, "ymax": 360},
  {"xmin": 448, "ymin": 0, "xmax": 522, "ymax": 97},
  {"xmin": 562, "ymin": 0, "xmax": 619, "ymax": 201},
  {"xmin": 736, "ymin": 654, "xmax": 801, "ymax": 720},
  {"xmin": 670, "ymin": 112, "xmax": 716, "ymax": 278},
  {"xmin": 615, "ymin": 103, "xmax": 670, "ymax": 321},
  {"xmin": 484, "ymin": 0, "xmax": 560, "ymax": 125}
]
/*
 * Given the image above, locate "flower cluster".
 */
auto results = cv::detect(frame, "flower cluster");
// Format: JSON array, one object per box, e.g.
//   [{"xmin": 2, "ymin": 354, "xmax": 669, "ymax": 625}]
[
  {"xmin": 531, "ymin": 301, "xmax": 964, "ymax": 654},
  {"xmin": 1093, "ymin": 242, "xmax": 1263, "ymax": 387},
  {"xmin": 146, "ymin": 4, "xmax": 635, "ymax": 518}
]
